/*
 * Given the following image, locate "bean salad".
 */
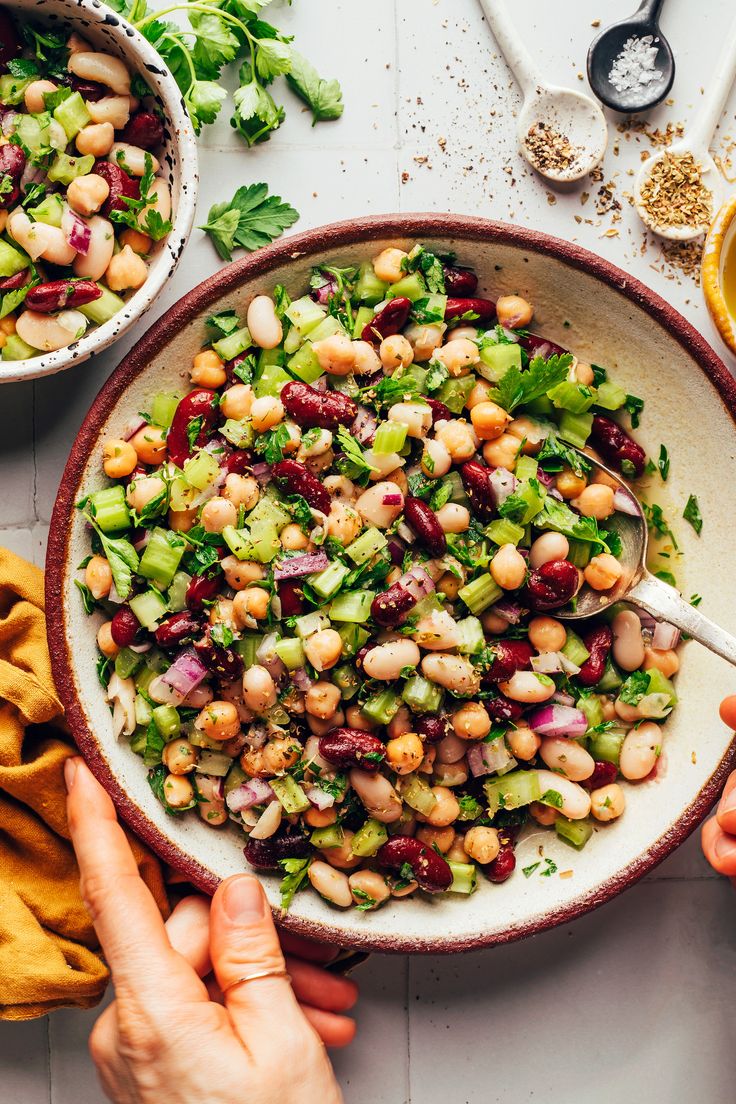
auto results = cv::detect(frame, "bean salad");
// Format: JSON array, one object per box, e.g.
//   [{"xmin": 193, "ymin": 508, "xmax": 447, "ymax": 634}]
[
  {"xmin": 79, "ymin": 241, "xmax": 680, "ymax": 912},
  {"xmin": 0, "ymin": 8, "xmax": 171, "ymax": 359}
]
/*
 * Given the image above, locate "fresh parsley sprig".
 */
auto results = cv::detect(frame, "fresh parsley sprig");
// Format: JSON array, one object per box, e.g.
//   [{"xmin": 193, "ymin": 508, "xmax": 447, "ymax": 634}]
[
  {"xmin": 491, "ymin": 354, "xmax": 573, "ymax": 413},
  {"xmin": 200, "ymin": 183, "xmax": 299, "ymax": 261}
]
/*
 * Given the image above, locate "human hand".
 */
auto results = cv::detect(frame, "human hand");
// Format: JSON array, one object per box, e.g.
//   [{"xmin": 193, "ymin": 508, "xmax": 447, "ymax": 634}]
[
  {"xmin": 701, "ymin": 695, "xmax": 736, "ymax": 885},
  {"xmin": 65, "ymin": 756, "xmax": 356, "ymax": 1104}
]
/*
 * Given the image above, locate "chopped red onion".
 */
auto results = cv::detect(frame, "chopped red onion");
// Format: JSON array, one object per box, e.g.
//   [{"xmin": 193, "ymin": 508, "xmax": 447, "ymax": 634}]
[
  {"xmin": 613, "ymin": 487, "xmax": 640, "ymax": 516},
  {"xmin": 467, "ymin": 738, "xmax": 515, "ymax": 778},
  {"xmin": 652, "ymin": 622, "xmax": 681, "ymax": 650},
  {"xmin": 292, "ymin": 667, "xmax": 314, "ymax": 692},
  {"xmin": 526, "ymin": 704, "xmax": 588, "ymax": 738},
  {"xmin": 124, "ymin": 416, "xmax": 148, "ymax": 441},
  {"xmin": 489, "ymin": 467, "xmax": 517, "ymax": 506},
  {"xmin": 274, "ymin": 551, "xmax": 329, "ymax": 580},
  {"xmin": 131, "ymin": 530, "xmax": 151, "ymax": 552},
  {"xmin": 638, "ymin": 692, "xmax": 673, "ymax": 719},
  {"xmin": 251, "ymin": 461, "xmax": 272, "ymax": 486},
  {"xmin": 387, "ymin": 537, "xmax": 406, "ymax": 565},
  {"xmin": 551, "ymin": 690, "xmax": 575, "ymax": 706},
  {"xmin": 536, "ymin": 468, "xmax": 555, "ymax": 489},
  {"xmin": 246, "ymin": 722, "xmax": 269, "ymax": 749},
  {"xmin": 312, "ymin": 375, "xmax": 328, "ymax": 392},
  {"xmin": 226, "ymin": 778, "xmax": 275, "ymax": 813},
  {"xmin": 396, "ymin": 522, "xmax": 414, "ymax": 544},
  {"xmin": 196, "ymin": 773, "xmax": 224, "ymax": 803},
  {"xmin": 256, "ymin": 632, "xmax": 286, "ymax": 680},
  {"xmin": 352, "ymin": 405, "xmax": 378, "ymax": 445},
  {"xmin": 491, "ymin": 597, "xmax": 523, "ymax": 625},
  {"xmin": 158, "ymin": 648, "xmax": 209, "ymax": 703},
  {"xmin": 62, "ymin": 206, "xmax": 91, "ymax": 255},
  {"xmin": 128, "ymin": 641, "xmax": 152, "ymax": 654},
  {"xmin": 558, "ymin": 654, "xmax": 582, "ymax": 677},
  {"xmin": 531, "ymin": 651, "xmax": 563, "ymax": 674},
  {"xmin": 401, "ymin": 566, "xmax": 435, "ymax": 602},
  {"xmin": 1, "ymin": 111, "xmax": 18, "ymax": 137},
  {"xmin": 383, "ymin": 492, "xmax": 403, "ymax": 506},
  {"xmin": 305, "ymin": 784, "xmax": 336, "ymax": 810}
]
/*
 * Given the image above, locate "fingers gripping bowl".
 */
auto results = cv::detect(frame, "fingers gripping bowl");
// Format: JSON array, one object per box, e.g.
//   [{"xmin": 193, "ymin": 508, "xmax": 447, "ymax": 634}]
[{"xmin": 48, "ymin": 215, "xmax": 736, "ymax": 953}]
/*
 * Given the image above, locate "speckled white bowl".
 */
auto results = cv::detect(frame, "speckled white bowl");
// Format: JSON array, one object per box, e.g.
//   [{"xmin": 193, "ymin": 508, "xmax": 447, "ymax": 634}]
[
  {"xmin": 0, "ymin": 0, "xmax": 198, "ymax": 384},
  {"xmin": 47, "ymin": 214, "xmax": 736, "ymax": 954}
]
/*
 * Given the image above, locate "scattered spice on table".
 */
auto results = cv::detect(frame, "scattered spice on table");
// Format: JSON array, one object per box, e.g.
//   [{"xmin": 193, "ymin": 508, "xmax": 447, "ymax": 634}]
[
  {"xmin": 524, "ymin": 122, "xmax": 578, "ymax": 174},
  {"xmin": 608, "ymin": 35, "xmax": 663, "ymax": 94},
  {"xmin": 638, "ymin": 151, "xmax": 713, "ymax": 232}
]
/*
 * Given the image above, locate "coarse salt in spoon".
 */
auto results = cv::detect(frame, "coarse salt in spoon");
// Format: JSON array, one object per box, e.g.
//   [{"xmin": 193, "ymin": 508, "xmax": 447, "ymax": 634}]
[
  {"xmin": 587, "ymin": 0, "xmax": 675, "ymax": 114},
  {"xmin": 634, "ymin": 14, "xmax": 736, "ymax": 241},
  {"xmin": 476, "ymin": 0, "xmax": 608, "ymax": 183}
]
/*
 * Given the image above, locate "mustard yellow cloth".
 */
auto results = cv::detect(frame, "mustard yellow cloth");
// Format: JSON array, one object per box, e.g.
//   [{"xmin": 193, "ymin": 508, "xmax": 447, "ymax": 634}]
[{"xmin": 0, "ymin": 548, "xmax": 169, "ymax": 1021}]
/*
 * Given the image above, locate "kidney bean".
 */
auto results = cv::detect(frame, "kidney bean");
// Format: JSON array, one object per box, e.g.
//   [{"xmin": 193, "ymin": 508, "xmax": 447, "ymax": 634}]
[
  {"xmin": 484, "ymin": 693, "xmax": 525, "ymax": 723},
  {"xmin": 154, "ymin": 610, "xmax": 202, "ymax": 648},
  {"xmin": 426, "ymin": 397, "xmax": 452, "ymax": 425},
  {"xmin": 0, "ymin": 9, "xmax": 21, "ymax": 70},
  {"xmin": 371, "ymin": 581, "xmax": 417, "ymax": 629},
  {"xmin": 378, "ymin": 836, "xmax": 452, "ymax": 894},
  {"xmin": 25, "ymin": 280, "xmax": 102, "ymax": 314},
  {"xmin": 484, "ymin": 841, "xmax": 516, "ymax": 884},
  {"xmin": 0, "ymin": 268, "xmax": 30, "ymax": 291},
  {"xmin": 185, "ymin": 571, "xmax": 222, "ymax": 612},
  {"xmin": 0, "ymin": 144, "xmax": 25, "ymax": 209},
  {"xmin": 272, "ymin": 459, "xmax": 331, "ymax": 515},
  {"xmin": 404, "ymin": 496, "xmax": 447, "ymax": 557},
  {"xmin": 415, "ymin": 715, "xmax": 449, "ymax": 743},
  {"xmin": 110, "ymin": 605, "xmax": 141, "ymax": 647},
  {"xmin": 244, "ymin": 830, "xmax": 310, "ymax": 871},
  {"xmin": 167, "ymin": 389, "xmax": 220, "ymax": 468},
  {"xmin": 591, "ymin": 414, "xmax": 646, "ymax": 477},
  {"xmin": 223, "ymin": 449, "xmax": 253, "ymax": 475},
  {"xmin": 194, "ymin": 633, "xmax": 243, "ymax": 680},
  {"xmin": 483, "ymin": 639, "xmax": 534, "ymax": 683},
  {"xmin": 318, "ymin": 729, "xmax": 386, "ymax": 773},
  {"xmin": 281, "ymin": 381, "xmax": 357, "ymax": 431},
  {"xmin": 362, "ymin": 296, "xmax": 412, "ymax": 343},
  {"xmin": 442, "ymin": 265, "xmax": 478, "ymax": 297},
  {"xmin": 69, "ymin": 75, "xmax": 108, "ymax": 102},
  {"xmin": 583, "ymin": 760, "xmax": 618, "ymax": 791},
  {"xmin": 519, "ymin": 333, "xmax": 568, "ymax": 360},
  {"xmin": 577, "ymin": 624, "xmax": 613, "ymax": 687},
  {"xmin": 460, "ymin": 460, "xmax": 496, "ymax": 520},
  {"xmin": 524, "ymin": 559, "xmax": 580, "ymax": 612},
  {"xmin": 445, "ymin": 297, "xmax": 496, "ymax": 324},
  {"xmin": 276, "ymin": 579, "xmax": 305, "ymax": 618},
  {"xmin": 120, "ymin": 111, "xmax": 164, "ymax": 150},
  {"xmin": 93, "ymin": 159, "xmax": 140, "ymax": 217}
]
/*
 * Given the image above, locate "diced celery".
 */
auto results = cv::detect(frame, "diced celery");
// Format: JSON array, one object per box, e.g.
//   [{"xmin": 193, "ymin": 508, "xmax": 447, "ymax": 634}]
[
  {"xmin": 152, "ymin": 705, "xmax": 180, "ymax": 741},
  {"xmin": 134, "ymin": 665, "xmax": 157, "ymax": 695},
  {"xmin": 561, "ymin": 629, "xmax": 590, "ymax": 666},
  {"xmin": 447, "ymin": 861, "xmax": 477, "ymax": 895},
  {"xmin": 484, "ymin": 770, "xmax": 541, "ymax": 816},
  {"xmin": 283, "ymin": 325, "xmax": 302, "ymax": 354},
  {"xmin": 285, "ymin": 295, "xmax": 326, "ymax": 334},
  {"xmin": 385, "ymin": 272, "xmax": 426, "ymax": 301},
  {"xmin": 595, "ymin": 380, "xmax": 627, "ymax": 411},
  {"xmin": 566, "ymin": 538, "xmax": 592, "ymax": 569},
  {"xmin": 588, "ymin": 729, "xmax": 625, "ymax": 765},
  {"xmin": 14, "ymin": 114, "xmax": 49, "ymax": 157},
  {"xmin": 331, "ymin": 662, "xmax": 361, "ymax": 700},
  {"xmin": 196, "ymin": 750, "xmax": 233, "ymax": 777},
  {"xmin": 515, "ymin": 455, "xmax": 538, "ymax": 481},
  {"xmin": 222, "ymin": 525, "xmax": 253, "ymax": 560},
  {"xmin": 212, "ymin": 326, "xmax": 251, "ymax": 362},
  {"xmin": 27, "ymin": 193, "xmax": 64, "ymax": 228},
  {"xmin": 558, "ymin": 411, "xmax": 593, "ymax": 448},
  {"xmin": 134, "ymin": 693, "xmax": 153, "ymax": 728},
  {"xmin": 547, "ymin": 381, "xmax": 595, "ymax": 414},
  {"xmin": 486, "ymin": 518, "xmax": 525, "ymax": 546},
  {"xmin": 89, "ymin": 485, "xmax": 130, "ymax": 532},
  {"xmin": 0, "ymin": 72, "xmax": 32, "ymax": 105},
  {"xmin": 115, "ymin": 647, "xmax": 143, "ymax": 680},
  {"xmin": 274, "ymin": 636, "xmax": 305, "ymax": 670},
  {"xmin": 295, "ymin": 611, "xmax": 331, "ymax": 639},
  {"xmin": 247, "ymin": 496, "xmax": 291, "ymax": 532},
  {"xmin": 144, "ymin": 648, "xmax": 169, "ymax": 675},
  {"xmin": 270, "ymin": 775, "xmax": 311, "ymax": 815},
  {"xmin": 310, "ymin": 824, "xmax": 345, "ymax": 850},
  {"xmin": 308, "ymin": 314, "xmax": 348, "ymax": 343},
  {"xmin": 373, "ymin": 421, "xmax": 408, "ymax": 455},
  {"xmin": 129, "ymin": 588, "xmax": 168, "ymax": 629},
  {"xmin": 579, "ymin": 694, "xmax": 604, "ymax": 731},
  {"xmin": 167, "ymin": 571, "xmax": 191, "ymax": 613},
  {"xmin": 78, "ymin": 285, "xmax": 125, "ymax": 325},
  {"xmin": 442, "ymin": 469, "xmax": 469, "ymax": 505},
  {"xmin": 183, "ymin": 453, "xmax": 222, "ymax": 496},
  {"xmin": 361, "ymin": 689, "xmax": 401, "ymax": 726},
  {"xmin": 2, "ymin": 333, "xmax": 37, "ymax": 361},
  {"xmin": 352, "ymin": 305, "xmax": 374, "ymax": 338},
  {"xmin": 350, "ymin": 818, "xmax": 388, "ymax": 857},
  {"xmin": 458, "ymin": 573, "xmax": 503, "ymax": 614},
  {"xmin": 478, "ymin": 342, "xmax": 522, "ymax": 381},
  {"xmin": 257, "ymin": 347, "xmax": 285, "ymax": 372},
  {"xmin": 220, "ymin": 418, "xmax": 254, "ymax": 448},
  {"xmin": 254, "ymin": 362, "xmax": 292, "ymax": 397},
  {"xmin": 337, "ymin": 622, "xmax": 370, "ymax": 657},
  {"xmin": 345, "ymin": 526, "xmax": 387, "ymax": 565},
  {"xmin": 47, "ymin": 152, "xmax": 95, "ymax": 185},
  {"xmin": 329, "ymin": 590, "xmax": 374, "ymax": 622},
  {"xmin": 235, "ymin": 634, "xmax": 263, "ymax": 668},
  {"xmin": 129, "ymin": 728, "xmax": 147, "ymax": 756},
  {"xmin": 54, "ymin": 91, "xmax": 91, "ymax": 138},
  {"xmin": 355, "ymin": 262, "xmax": 389, "ymax": 305},
  {"xmin": 455, "ymin": 616, "xmax": 485, "ymax": 655},
  {"xmin": 399, "ymin": 774, "xmax": 437, "ymax": 816},
  {"xmin": 555, "ymin": 815, "xmax": 593, "ymax": 850},
  {"xmin": 509, "ymin": 478, "xmax": 546, "ymax": 523},
  {"xmin": 400, "ymin": 363, "xmax": 429, "ymax": 394},
  {"xmin": 189, "ymin": 727, "xmax": 222, "ymax": 750},
  {"xmin": 287, "ymin": 341, "xmax": 324, "ymax": 383},
  {"xmin": 401, "ymin": 675, "xmax": 443, "ymax": 714},
  {"xmin": 249, "ymin": 519, "xmax": 280, "ymax": 562},
  {"xmin": 308, "ymin": 560, "xmax": 350, "ymax": 599},
  {"xmin": 138, "ymin": 528, "xmax": 185, "ymax": 588},
  {"xmin": 224, "ymin": 763, "xmax": 247, "ymax": 797},
  {"xmin": 437, "ymin": 375, "xmax": 475, "ymax": 413},
  {"xmin": 151, "ymin": 391, "xmax": 183, "ymax": 428}
]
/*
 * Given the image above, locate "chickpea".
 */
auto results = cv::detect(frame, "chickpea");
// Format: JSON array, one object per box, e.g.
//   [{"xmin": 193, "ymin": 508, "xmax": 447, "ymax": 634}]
[
  {"xmin": 313, "ymin": 334, "xmax": 355, "ymax": 375},
  {"xmin": 530, "ymin": 801, "xmax": 558, "ymax": 826},
  {"xmin": 119, "ymin": 227, "xmax": 152, "ymax": 255},
  {"xmin": 250, "ymin": 396, "xmax": 285, "ymax": 434},
  {"xmin": 421, "ymin": 437, "xmax": 452, "ymax": 478},
  {"xmin": 24, "ymin": 79, "xmax": 58, "ymax": 113},
  {"xmin": 592, "ymin": 468, "xmax": 620, "ymax": 491},
  {"xmin": 191, "ymin": 349, "xmax": 226, "ymax": 388},
  {"xmin": 465, "ymin": 378, "xmax": 494, "ymax": 410},
  {"xmin": 452, "ymin": 702, "xmax": 492, "ymax": 741},
  {"xmin": 482, "ymin": 609, "xmax": 511, "ymax": 634},
  {"xmin": 196, "ymin": 701, "xmax": 240, "ymax": 742},
  {"xmin": 168, "ymin": 507, "xmax": 197, "ymax": 533},
  {"xmin": 416, "ymin": 825, "xmax": 455, "ymax": 853},
  {"xmin": 96, "ymin": 621, "xmax": 119, "ymax": 658},
  {"xmin": 572, "ymin": 360, "xmax": 595, "ymax": 386},
  {"xmin": 346, "ymin": 704, "xmax": 377, "ymax": 731},
  {"xmin": 529, "ymin": 531, "xmax": 569, "ymax": 569},
  {"xmin": 262, "ymin": 737, "xmax": 301, "ymax": 775},
  {"xmin": 105, "ymin": 245, "xmax": 148, "ymax": 292},
  {"xmin": 506, "ymin": 725, "xmax": 541, "ymax": 760},
  {"xmin": 242, "ymin": 666, "xmax": 277, "ymax": 714},
  {"xmin": 85, "ymin": 555, "xmax": 112, "ymax": 600},
  {"xmin": 221, "ymin": 556, "xmax": 264, "ymax": 590},
  {"xmin": 420, "ymin": 786, "xmax": 460, "ymax": 827},
  {"xmin": 199, "ymin": 801, "xmax": 228, "ymax": 826},
  {"xmin": 233, "ymin": 587, "xmax": 270, "ymax": 626},
  {"xmin": 223, "ymin": 473, "xmax": 259, "ymax": 511},
  {"xmin": 304, "ymin": 629, "xmax": 343, "ymax": 672},
  {"xmin": 435, "ymin": 419, "xmax": 478, "ymax": 462},
  {"xmin": 437, "ymin": 571, "xmax": 462, "ymax": 600},
  {"xmin": 352, "ymin": 339, "xmax": 382, "ymax": 375},
  {"xmin": 162, "ymin": 739, "xmax": 198, "ymax": 775},
  {"xmin": 590, "ymin": 783, "xmax": 626, "ymax": 822},
  {"xmin": 208, "ymin": 596, "xmax": 233, "ymax": 629},
  {"xmin": 407, "ymin": 323, "xmax": 445, "ymax": 362},
  {"xmin": 373, "ymin": 247, "xmax": 408, "ymax": 283},
  {"xmin": 307, "ymin": 710, "xmax": 345, "ymax": 737},
  {"xmin": 584, "ymin": 553, "xmax": 623, "ymax": 591},
  {"xmin": 556, "ymin": 467, "xmax": 587, "ymax": 499},
  {"xmin": 349, "ymin": 870, "xmax": 390, "ymax": 909},
  {"xmin": 572, "ymin": 484, "xmax": 615, "ymax": 520},
  {"xmin": 201, "ymin": 496, "xmax": 238, "ymax": 534},
  {"xmin": 76, "ymin": 122, "xmax": 115, "ymax": 158},
  {"xmin": 528, "ymin": 616, "xmax": 567, "ymax": 652},
  {"xmin": 507, "ymin": 415, "xmax": 544, "ymax": 456},
  {"xmin": 490, "ymin": 544, "xmax": 527, "ymax": 590},
  {"xmin": 464, "ymin": 826, "xmax": 501, "ymax": 865},
  {"xmin": 483, "ymin": 433, "xmax": 520, "ymax": 469},
  {"xmin": 643, "ymin": 647, "xmax": 680, "ymax": 679},
  {"xmin": 126, "ymin": 475, "xmax": 166, "ymax": 513},
  {"xmin": 436, "ymin": 502, "xmax": 470, "ymax": 534},
  {"xmin": 298, "ymin": 428, "xmax": 333, "ymax": 461},
  {"xmin": 305, "ymin": 805, "xmax": 338, "ymax": 828},
  {"xmin": 470, "ymin": 400, "xmax": 512, "ymax": 440},
  {"xmin": 0, "ymin": 312, "xmax": 14, "ymax": 334},
  {"xmin": 386, "ymin": 732, "xmax": 424, "ymax": 774},
  {"xmin": 433, "ymin": 337, "xmax": 480, "ymax": 377},
  {"xmin": 325, "ymin": 501, "xmax": 362, "ymax": 546},
  {"xmin": 380, "ymin": 334, "xmax": 413, "ymax": 370},
  {"xmin": 103, "ymin": 438, "xmax": 137, "ymax": 479},
  {"xmin": 130, "ymin": 423, "xmax": 167, "ymax": 466},
  {"xmin": 496, "ymin": 295, "xmax": 533, "ymax": 329},
  {"xmin": 305, "ymin": 681, "xmax": 342, "ymax": 720},
  {"xmin": 163, "ymin": 774, "xmax": 195, "ymax": 809},
  {"xmin": 67, "ymin": 173, "xmax": 110, "ymax": 217}
]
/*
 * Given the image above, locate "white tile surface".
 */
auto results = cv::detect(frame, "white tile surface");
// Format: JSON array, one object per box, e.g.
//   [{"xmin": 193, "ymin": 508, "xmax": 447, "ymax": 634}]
[{"xmin": 2, "ymin": 0, "xmax": 736, "ymax": 1101}]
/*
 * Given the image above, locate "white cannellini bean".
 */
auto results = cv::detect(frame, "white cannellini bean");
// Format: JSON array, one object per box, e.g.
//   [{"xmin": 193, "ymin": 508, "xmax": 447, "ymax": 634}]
[
  {"xmin": 355, "ymin": 481, "xmax": 404, "ymax": 528},
  {"xmin": 363, "ymin": 449, "xmax": 405, "ymax": 481},
  {"xmin": 57, "ymin": 310, "xmax": 88, "ymax": 339},
  {"xmin": 247, "ymin": 295, "xmax": 282, "ymax": 350},
  {"xmin": 500, "ymin": 670, "xmax": 556, "ymax": 704},
  {"xmin": 421, "ymin": 653, "xmax": 480, "ymax": 694},
  {"xmin": 68, "ymin": 52, "xmax": 131, "ymax": 96},
  {"xmin": 349, "ymin": 768, "xmax": 403, "ymax": 823},
  {"xmin": 529, "ymin": 532, "xmax": 570, "ymax": 568},
  {"xmin": 109, "ymin": 142, "xmax": 160, "ymax": 177},
  {"xmin": 436, "ymin": 502, "xmax": 470, "ymax": 533},
  {"xmin": 106, "ymin": 673, "xmax": 136, "ymax": 737},
  {"xmin": 138, "ymin": 178, "xmax": 171, "ymax": 232},
  {"xmin": 16, "ymin": 311, "xmax": 80, "ymax": 352},
  {"xmin": 40, "ymin": 225, "xmax": 77, "ymax": 266},
  {"xmin": 87, "ymin": 95, "xmax": 131, "ymax": 129},
  {"xmin": 248, "ymin": 800, "xmax": 282, "ymax": 840},
  {"xmin": 612, "ymin": 609, "xmax": 645, "ymax": 672},
  {"xmin": 413, "ymin": 609, "xmax": 461, "ymax": 651},
  {"xmin": 363, "ymin": 639, "xmax": 421, "ymax": 681},
  {"xmin": 436, "ymin": 731, "xmax": 468, "ymax": 764},
  {"xmin": 308, "ymin": 861, "xmax": 352, "ymax": 908},
  {"xmin": 619, "ymin": 721, "xmax": 661, "ymax": 780},
  {"xmin": 533, "ymin": 770, "xmax": 591, "ymax": 819},
  {"xmin": 73, "ymin": 215, "xmax": 115, "ymax": 281},
  {"xmin": 6, "ymin": 209, "xmax": 52, "ymax": 261},
  {"xmin": 388, "ymin": 401, "xmax": 433, "ymax": 438},
  {"xmin": 539, "ymin": 736, "xmax": 595, "ymax": 781}
]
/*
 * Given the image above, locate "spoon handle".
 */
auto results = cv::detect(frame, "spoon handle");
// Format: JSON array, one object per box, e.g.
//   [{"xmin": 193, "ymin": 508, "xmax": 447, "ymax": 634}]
[
  {"xmin": 685, "ymin": 14, "xmax": 736, "ymax": 154},
  {"xmin": 628, "ymin": 573, "xmax": 736, "ymax": 668},
  {"xmin": 635, "ymin": 0, "xmax": 666, "ymax": 21},
  {"xmin": 476, "ymin": 0, "xmax": 539, "ymax": 97}
]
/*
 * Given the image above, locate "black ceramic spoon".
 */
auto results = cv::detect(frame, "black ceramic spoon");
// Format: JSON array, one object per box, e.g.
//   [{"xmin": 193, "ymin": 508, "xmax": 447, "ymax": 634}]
[{"xmin": 587, "ymin": 0, "xmax": 675, "ymax": 113}]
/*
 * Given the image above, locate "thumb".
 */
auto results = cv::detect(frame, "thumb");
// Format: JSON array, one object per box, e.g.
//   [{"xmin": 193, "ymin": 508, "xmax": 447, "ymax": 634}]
[{"xmin": 210, "ymin": 874, "xmax": 309, "ymax": 1049}]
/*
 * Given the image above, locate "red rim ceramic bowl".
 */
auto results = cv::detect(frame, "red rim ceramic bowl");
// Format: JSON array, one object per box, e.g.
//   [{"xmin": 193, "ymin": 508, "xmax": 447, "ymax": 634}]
[{"xmin": 46, "ymin": 214, "xmax": 736, "ymax": 954}]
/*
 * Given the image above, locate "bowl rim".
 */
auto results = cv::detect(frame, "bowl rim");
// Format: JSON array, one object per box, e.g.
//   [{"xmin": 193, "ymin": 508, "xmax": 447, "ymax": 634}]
[
  {"xmin": 46, "ymin": 212, "xmax": 736, "ymax": 954},
  {"xmin": 702, "ymin": 194, "xmax": 736, "ymax": 358},
  {"xmin": 0, "ymin": 0, "xmax": 199, "ymax": 385}
]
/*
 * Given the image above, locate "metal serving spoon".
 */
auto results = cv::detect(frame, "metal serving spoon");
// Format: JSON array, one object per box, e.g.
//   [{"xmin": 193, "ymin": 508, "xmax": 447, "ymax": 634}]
[
  {"xmin": 587, "ymin": 0, "xmax": 674, "ymax": 113},
  {"xmin": 477, "ymin": 0, "xmax": 607, "ymax": 183},
  {"xmin": 554, "ymin": 453, "xmax": 736, "ymax": 667},
  {"xmin": 634, "ymin": 14, "xmax": 736, "ymax": 242}
]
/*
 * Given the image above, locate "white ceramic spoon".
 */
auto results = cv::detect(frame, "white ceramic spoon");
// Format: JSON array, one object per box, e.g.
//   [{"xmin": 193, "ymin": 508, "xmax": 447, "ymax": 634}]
[
  {"xmin": 634, "ymin": 15, "xmax": 736, "ymax": 241},
  {"xmin": 477, "ymin": 0, "xmax": 608, "ymax": 182}
]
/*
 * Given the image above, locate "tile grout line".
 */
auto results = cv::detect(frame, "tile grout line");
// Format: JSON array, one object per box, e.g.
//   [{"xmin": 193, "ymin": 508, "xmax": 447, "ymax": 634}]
[
  {"xmin": 45, "ymin": 1016, "xmax": 52, "ymax": 1104},
  {"xmin": 405, "ymin": 955, "xmax": 412, "ymax": 1104},
  {"xmin": 31, "ymin": 380, "xmax": 39, "ymax": 525}
]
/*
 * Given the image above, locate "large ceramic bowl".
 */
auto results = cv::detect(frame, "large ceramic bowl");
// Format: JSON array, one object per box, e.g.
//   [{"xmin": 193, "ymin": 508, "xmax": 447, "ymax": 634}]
[
  {"xmin": 0, "ymin": 0, "xmax": 198, "ymax": 385},
  {"xmin": 46, "ymin": 214, "xmax": 736, "ymax": 954}
]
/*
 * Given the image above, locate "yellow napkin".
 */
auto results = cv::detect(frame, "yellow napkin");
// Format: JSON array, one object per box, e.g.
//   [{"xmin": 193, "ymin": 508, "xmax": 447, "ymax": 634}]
[{"xmin": 0, "ymin": 547, "xmax": 169, "ymax": 1021}]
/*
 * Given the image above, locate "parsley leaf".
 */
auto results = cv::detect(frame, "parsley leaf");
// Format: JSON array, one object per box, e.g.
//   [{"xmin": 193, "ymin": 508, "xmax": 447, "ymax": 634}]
[
  {"xmin": 7, "ymin": 58, "xmax": 39, "ymax": 79},
  {"xmin": 74, "ymin": 579, "xmax": 98, "ymax": 615},
  {"xmin": 254, "ymin": 423, "xmax": 291, "ymax": 464},
  {"xmin": 537, "ymin": 434, "xmax": 591, "ymax": 477},
  {"xmin": 492, "ymin": 354, "xmax": 572, "ymax": 413},
  {"xmin": 534, "ymin": 498, "xmax": 612, "ymax": 551},
  {"xmin": 207, "ymin": 310, "xmax": 241, "ymax": 337},
  {"xmin": 425, "ymin": 359, "xmax": 449, "ymax": 393},
  {"xmin": 83, "ymin": 514, "xmax": 139, "ymax": 600},
  {"xmin": 200, "ymin": 183, "xmax": 299, "ymax": 261},
  {"xmin": 211, "ymin": 622, "xmax": 235, "ymax": 648},
  {"xmin": 352, "ymin": 887, "xmax": 378, "ymax": 911},
  {"xmin": 199, "ymin": 206, "xmax": 241, "ymax": 262},
  {"xmin": 335, "ymin": 425, "xmax": 379, "ymax": 483},
  {"xmin": 624, "ymin": 394, "xmax": 644, "ymax": 428},
  {"xmin": 658, "ymin": 444, "xmax": 670, "ymax": 482},
  {"xmin": 401, "ymin": 244, "xmax": 446, "ymax": 293},
  {"xmin": 278, "ymin": 856, "xmax": 311, "ymax": 911},
  {"xmin": 618, "ymin": 670, "xmax": 651, "ymax": 705},
  {"xmin": 109, "ymin": 154, "xmax": 172, "ymax": 240},
  {"xmin": 359, "ymin": 374, "xmax": 419, "ymax": 410},
  {"xmin": 683, "ymin": 494, "xmax": 702, "ymax": 536},
  {"xmin": 523, "ymin": 862, "xmax": 541, "ymax": 878},
  {"xmin": 540, "ymin": 858, "xmax": 558, "ymax": 877},
  {"xmin": 185, "ymin": 79, "xmax": 228, "ymax": 133},
  {"xmin": 285, "ymin": 50, "xmax": 343, "ymax": 123}
]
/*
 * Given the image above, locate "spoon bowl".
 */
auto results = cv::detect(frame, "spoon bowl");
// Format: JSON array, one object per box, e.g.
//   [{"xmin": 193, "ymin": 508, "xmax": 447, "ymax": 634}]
[
  {"xmin": 518, "ymin": 85, "xmax": 608, "ymax": 182},
  {"xmin": 634, "ymin": 146, "xmax": 723, "ymax": 242},
  {"xmin": 587, "ymin": 9, "xmax": 674, "ymax": 113}
]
